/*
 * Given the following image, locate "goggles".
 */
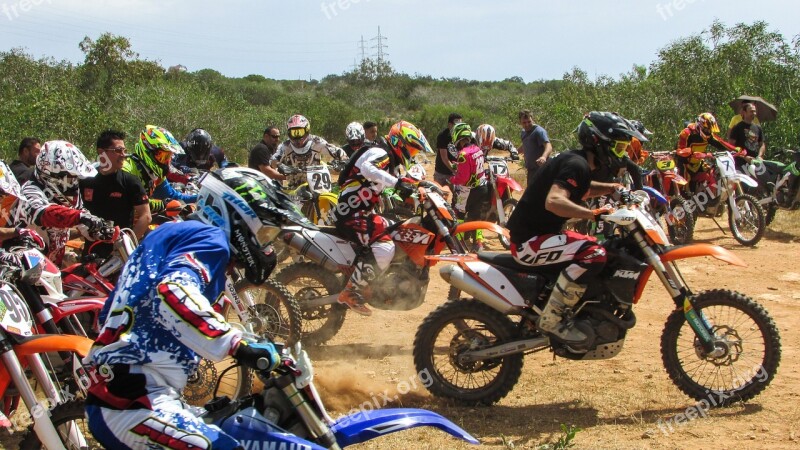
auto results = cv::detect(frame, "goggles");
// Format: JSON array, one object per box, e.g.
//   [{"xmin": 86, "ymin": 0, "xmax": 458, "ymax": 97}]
[
  {"xmin": 288, "ymin": 128, "xmax": 308, "ymax": 140},
  {"xmin": 154, "ymin": 149, "xmax": 173, "ymax": 165},
  {"xmin": 610, "ymin": 140, "xmax": 630, "ymax": 158}
]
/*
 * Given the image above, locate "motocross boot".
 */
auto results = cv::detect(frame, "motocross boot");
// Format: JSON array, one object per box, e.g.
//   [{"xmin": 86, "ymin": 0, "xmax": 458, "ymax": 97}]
[
  {"xmin": 337, "ymin": 258, "xmax": 376, "ymax": 316},
  {"xmin": 537, "ymin": 273, "xmax": 587, "ymax": 344}
]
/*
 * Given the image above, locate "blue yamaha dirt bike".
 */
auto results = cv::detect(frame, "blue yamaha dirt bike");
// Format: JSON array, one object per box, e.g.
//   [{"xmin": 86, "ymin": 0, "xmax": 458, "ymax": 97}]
[{"xmin": 203, "ymin": 343, "xmax": 479, "ymax": 449}]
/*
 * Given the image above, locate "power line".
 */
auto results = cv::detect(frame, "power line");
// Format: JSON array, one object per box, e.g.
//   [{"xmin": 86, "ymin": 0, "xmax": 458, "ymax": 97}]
[{"xmin": 358, "ymin": 35, "xmax": 367, "ymax": 62}]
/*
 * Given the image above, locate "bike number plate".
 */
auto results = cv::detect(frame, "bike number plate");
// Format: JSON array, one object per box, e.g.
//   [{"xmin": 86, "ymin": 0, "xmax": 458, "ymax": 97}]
[
  {"xmin": 717, "ymin": 153, "xmax": 737, "ymax": 178},
  {"xmin": 656, "ymin": 159, "xmax": 675, "ymax": 171},
  {"xmin": 0, "ymin": 284, "xmax": 33, "ymax": 336},
  {"xmin": 307, "ymin": 166, "xmax": 332, "ymax": 193},
  {"xmin": 489, "ymin": 160, "xmax": 509, "ymax": 176}
]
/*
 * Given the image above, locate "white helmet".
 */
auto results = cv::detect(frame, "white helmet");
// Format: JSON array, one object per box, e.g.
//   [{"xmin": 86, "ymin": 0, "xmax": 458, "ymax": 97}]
[
  {"xmin": 195, "ymin": 167, "xmax": 312, "ymax": 283},
  {"xmin": 345, "ymin": 122, "xmax": 366, "ymax": 143},
  {"xmin": 0, "ymin": 161, "xmax": 25, "ymax": 227},
  {"xmin": 35, "ymin": 140, "xmax": 97, "ymax": 196},
  {"xmin": 475, "ymin": 124, "xmax": 497, "ymax": 151}
]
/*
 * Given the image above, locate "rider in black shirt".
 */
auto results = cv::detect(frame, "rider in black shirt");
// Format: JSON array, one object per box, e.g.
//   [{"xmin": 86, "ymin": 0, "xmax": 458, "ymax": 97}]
[{"xmin": 506, "ymin": 111, "xmax": 647, "ymax": 344}]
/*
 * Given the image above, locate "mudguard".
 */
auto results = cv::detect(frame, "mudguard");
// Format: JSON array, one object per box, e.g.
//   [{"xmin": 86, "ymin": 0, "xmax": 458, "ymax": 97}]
[
  {"xmin": 454, "ymin": 221, "xmax": 509, "ymax": 238},
  {"xmin": 496, "ymin": 176, "xmax": 523, "ymax": 196},
  {"xmin": 633, "ymin": 243, "xmax": 746, "ymax": 303},
  {"xmin": 331, "ymin": 408, "xmax": 479, "ymax": 447},
  {"xmin": 212, "ymin": 407, "xmax": 327, "ymax": 450},
  {"xmin": 730, "ymin": 172, "xmax": 759, "ymax": 188},
  {"xmin": 13, "ymin": 334, "xmax": 94, "ymax": 358},
  {"xmin": 642, "ymin": 186, "xmax": 667, "ymax": 205}
]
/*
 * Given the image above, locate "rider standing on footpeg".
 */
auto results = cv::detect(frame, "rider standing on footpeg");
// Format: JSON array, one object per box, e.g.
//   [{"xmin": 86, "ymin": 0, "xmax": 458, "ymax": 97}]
[
  {"xmin": 506, "ymin": 111, "xmax": 647, "ymax": 344},
  {"xmin": 334, "ymin": 120, "xmax": 434, "ymax": 316}
]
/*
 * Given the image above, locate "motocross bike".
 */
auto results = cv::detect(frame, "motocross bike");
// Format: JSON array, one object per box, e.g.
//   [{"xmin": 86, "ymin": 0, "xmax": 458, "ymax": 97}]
[
  {"xmin": 744, "ymin": 148, "xmax": 800, "ymax": 225},
  {"xmin": 0, "ymin": 256, "xmax": 99, "ymax": 450},
  {"xmin": 62, "ymin": 227, "xmax": 137, "ymax": 299},
  {"xmin": 413, "ymin": 190, "xmax": 780, "ymax": 406},
  {"xmin": 199, "ymin": 341, "xmax": 479, "ymax": 449},
  {"xmin": 483, "ymin": 156, "xmax": 522, "ymax": 249},
  {"xmin": 375, "ymin": 162, "xmax": 427, "ymax": 222},
  {"xmin": 643, "ymin": 151, "xmax": 695, "ymax": 244},
  {"xmin": 274, "ymin": 184, "xmax": 507, "ymax": 345},
  {"xmin": 684, "ymin": 150, "xmax": 766, "ymax": 246}
]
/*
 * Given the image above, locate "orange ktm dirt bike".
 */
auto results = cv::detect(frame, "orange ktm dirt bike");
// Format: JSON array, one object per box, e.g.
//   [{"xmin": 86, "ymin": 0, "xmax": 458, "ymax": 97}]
[
  {"xmin": 413, "ymin": 189, "xmax": 780, "ymax": 406},
  {"xmin": 271, "ymin": 183, "xmax": 508, "ymax": 345},
  {"xmin": 0, "ymin": 259, "xmax": 99, "ymax": 449}
]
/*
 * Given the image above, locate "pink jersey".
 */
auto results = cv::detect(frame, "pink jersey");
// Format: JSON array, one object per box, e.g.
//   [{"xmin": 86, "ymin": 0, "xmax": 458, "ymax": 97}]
[{"xmin": 450, "ymin": 143, "xmax": 486, "ymax": 188}]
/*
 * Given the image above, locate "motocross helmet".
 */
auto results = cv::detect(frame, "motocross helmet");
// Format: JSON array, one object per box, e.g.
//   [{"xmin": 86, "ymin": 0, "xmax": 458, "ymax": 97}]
[
  {"xmin": 627, "ymin": 119, "xmax": 653, "ymax": 136},
  {"xmin": 35, "ymin": 140, "xmax": 97, "ymax": 197},
  {"xmin": 576, "ymin": 111, "xmax": 647, "ymax": 172},
  {"xmin": 0, "ymin": 161, "xmax": 25, "ymax": 227},
  {"xmin": 184, "ymin": 128, "xmax": 213, "ymax": 165},
  {"xmin": 475, "ymin": 124, "xmax": 497, "ymax": 151},
  {"xmin": 194, "ymin": 167, "xmax": 313, "ymax": 284},
  {"xmin": 287, "ymin": 114, "xmax": 311, "ymax": 152},
  {"xmin": 451, "ymin": 122, "xmax": 473, "ymax": 144},
  {"xmin": 134, "ymin": 125, "xmax": 184, "ymax": 181},
  {"xmin": 387, "ymin": 121, "xmax": 433, "ymax": 168},
  {"xmin": 696, "ymin": 113, "xmax": 719, "ymax": 139},
  {"xmin": 345, "ymin": 122, "xmax": 366, "ymax": 148}
]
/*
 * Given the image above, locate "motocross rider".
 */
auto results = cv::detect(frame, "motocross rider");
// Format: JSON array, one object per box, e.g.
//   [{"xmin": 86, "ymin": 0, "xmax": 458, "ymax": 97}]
[
  {"xmin": 176, "ymin": 128, "xmax": 229, "ymax": 172},
  {"xmin": 675, "ymin": 113, "xmax": 731, "ymax": 203},
  {"xmin": 506, "ymin": 111, "xmax": 646, "ymax": 344},
  {"xmin": 265, "ymin": 114, "xmax": 347, "ymax": 184},
  {"xmin": 342, "ymin": 121, "xmax": 369, "ymax": 158},
  {"xmin": 20, "ymin": 140, "xmax": 114, "ymax": 266},
  {"xmin": 474, "ymin": 123, "xmax": 520, "ymax": 160},
  {"xmin": 449, "ymin": 123, "xmax": 490, "ymax": 252},
  {"xmin": 334, "ymin": 120, "xmax": 434, "ymax": 316},
  {"xmin": 84, "ymin": 167, "xmax": 283, "ymax": 450},
  {"xmin": 123, "ymin": 125, "xmax": 199, "ymax": 215}
]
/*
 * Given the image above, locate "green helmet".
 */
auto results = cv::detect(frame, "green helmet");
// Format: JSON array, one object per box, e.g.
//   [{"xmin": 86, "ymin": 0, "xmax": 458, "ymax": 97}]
[
  {"xmin": 451, "ymin": 122, "xmax": 472, "ymax": 143},
  {"xmin": 133, "ymin": 125, "xmax": 184, "ymax": 181}
]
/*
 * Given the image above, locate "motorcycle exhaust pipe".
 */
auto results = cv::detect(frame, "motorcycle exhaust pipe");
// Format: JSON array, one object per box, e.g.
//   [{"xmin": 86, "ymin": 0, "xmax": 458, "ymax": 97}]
[
  {"xmin": 440, "ymin": 265, "xmax": 515, "ymax": 314},
  {"xmin": 281, "ymin": 229, "xmax": 341, "ymax": 273}
]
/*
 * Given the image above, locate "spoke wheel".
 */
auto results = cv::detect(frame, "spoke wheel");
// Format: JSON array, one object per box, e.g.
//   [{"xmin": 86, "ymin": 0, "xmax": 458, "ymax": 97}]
[
  {"xmin": 661, "ymin": 289, "xmax": 780, "ymax": 405},
  {"xmin": 276, "ymin": 262, "xmax": 346, "ymax": 345},
  {"xmin": 20, "ymin": 400, "xmax": 101, "ymax": 450},
  {"xmin": 727, "ymin": 193, "xmax": 766, "ymax": 246}
]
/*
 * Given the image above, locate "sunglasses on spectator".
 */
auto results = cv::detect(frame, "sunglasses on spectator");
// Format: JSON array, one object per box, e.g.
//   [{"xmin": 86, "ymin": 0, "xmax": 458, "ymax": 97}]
[{"xmin": 104, "ymin": 146, "xmax": 128, "ymax": 155}]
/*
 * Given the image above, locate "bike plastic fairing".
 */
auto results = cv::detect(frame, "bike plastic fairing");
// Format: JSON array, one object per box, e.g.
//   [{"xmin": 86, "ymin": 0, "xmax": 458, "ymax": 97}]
[
  {"xmin": 632, "ymin": 243, "xmax": 746, "ymax": 303},
  {"xmin": 331, "ymin": 408, "xmax": 479, "ymax": 447}
]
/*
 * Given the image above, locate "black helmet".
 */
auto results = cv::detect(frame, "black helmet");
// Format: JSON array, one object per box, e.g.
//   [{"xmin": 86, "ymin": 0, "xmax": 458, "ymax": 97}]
[
  {"xmin": 576, "ymin": 111, "xmax": 647, "ymax": 171},
  {"xmin": 185, "ymin": 128, "xmax": 213, "ymax": 165},
  {"xmin": 194, "ymin": 167, "xmax": 314, "ymax": 284}
]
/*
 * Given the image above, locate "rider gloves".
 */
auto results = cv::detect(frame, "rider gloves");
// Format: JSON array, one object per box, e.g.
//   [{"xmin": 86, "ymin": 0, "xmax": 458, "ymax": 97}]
[
  {"xmin": 234, "ymin": 340, "xmax": 280, "ymax": 371},
  {"xmin": 12, "ymin": 228, "xmax": 45, "ymax": 250},
  {"xmin": 592, "ymin": 204, "xmax": 615, "ymax": 221},
  {"xmin": 394, "ymin": 177, "xmax": 416, "ymax": 198},
  {"xmin": 79, "ymin": 212, "xmax": 115, "ymax": 241}
]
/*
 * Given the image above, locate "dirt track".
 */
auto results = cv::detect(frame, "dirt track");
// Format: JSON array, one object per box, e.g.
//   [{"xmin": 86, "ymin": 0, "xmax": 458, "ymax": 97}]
[{"xmin": 306, "ymin": 212, "xmax": 800, "ymax": 449}]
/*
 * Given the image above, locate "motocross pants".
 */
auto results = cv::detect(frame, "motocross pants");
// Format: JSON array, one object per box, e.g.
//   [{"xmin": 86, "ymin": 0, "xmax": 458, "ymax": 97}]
[
  {"xmin": 334, "ymin": 206, "xmax": 396, "ymax": 289},
  {"xmin": 510, "ymin": 230, "xmax": 606, "ymax": 283},
  {"xmin": 85, "ymin": 365, "xmax": 240, "ymax": 450}
]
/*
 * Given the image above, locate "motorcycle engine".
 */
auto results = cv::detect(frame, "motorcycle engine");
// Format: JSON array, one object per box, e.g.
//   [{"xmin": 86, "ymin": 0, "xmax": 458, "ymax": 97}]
[{"xmin": 368, "ymin": 262, "xmax": 430, "ymax": 310}]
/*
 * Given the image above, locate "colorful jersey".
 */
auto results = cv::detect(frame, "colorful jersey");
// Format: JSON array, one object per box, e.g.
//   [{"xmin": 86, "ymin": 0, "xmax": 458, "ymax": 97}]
[
  {"xmin": 87, "ymin": 220, "xmax": 241, "ymax": 392},
  {"xmin": 336, "ymin": 146, "xmax": 400, "ymax": 218},
  {"xmin": 450, "ymin": 143, "xmax": 486, "ymax": 188},
  {"xmin": 21, "ymin": 179, "xmax": 83, "ymax": 265},
  {"xmin": 270, "ymin": 135, "xmax": 346, "ymax": 187},
  {"xmin": 676, "ymin": 124, "xmax": 730, "ymax": 173}
]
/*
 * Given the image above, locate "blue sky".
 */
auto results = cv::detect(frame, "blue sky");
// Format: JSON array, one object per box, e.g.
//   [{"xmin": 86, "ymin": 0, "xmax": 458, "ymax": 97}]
[{"xmin": 1, "ymin": 0, "xmax": 798, "ymax": 81}]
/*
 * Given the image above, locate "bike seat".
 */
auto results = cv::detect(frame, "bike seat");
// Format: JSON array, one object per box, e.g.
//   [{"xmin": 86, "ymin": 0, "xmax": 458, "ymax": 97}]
[
  {"xmin": 476, "ymin": 251, "xmax": 550, "ymax": 274},
  {"xmin": 317, "ymin": 225, "xmax": 350, "ymax": 240}
]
